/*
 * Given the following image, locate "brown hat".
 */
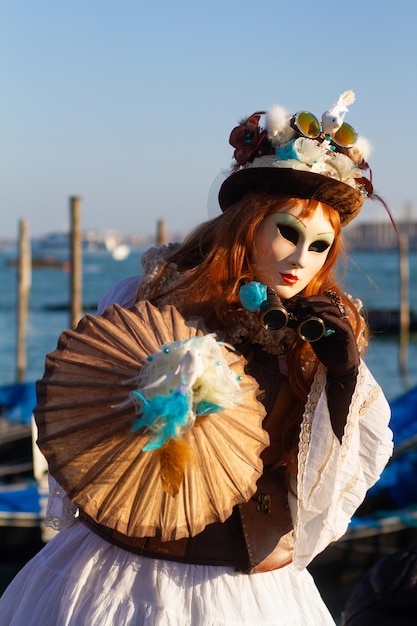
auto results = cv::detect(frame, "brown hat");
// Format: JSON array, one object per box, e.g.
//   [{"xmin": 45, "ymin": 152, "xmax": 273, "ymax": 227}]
[{"xmin": 218, "ymin": 92, "xmax": 373, "ymax": 226}]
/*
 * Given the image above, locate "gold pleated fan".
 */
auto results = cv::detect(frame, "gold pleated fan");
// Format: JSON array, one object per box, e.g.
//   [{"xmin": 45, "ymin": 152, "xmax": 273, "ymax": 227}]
[{"xmin": 35, "ymin": 302, "xmax": 268, "ymax": 541}]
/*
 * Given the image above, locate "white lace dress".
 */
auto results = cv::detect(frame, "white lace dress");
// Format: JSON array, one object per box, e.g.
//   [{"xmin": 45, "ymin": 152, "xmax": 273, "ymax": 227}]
[{"xmin": 0, "ymin": 276, "xmax": 393, "ymax": 626}]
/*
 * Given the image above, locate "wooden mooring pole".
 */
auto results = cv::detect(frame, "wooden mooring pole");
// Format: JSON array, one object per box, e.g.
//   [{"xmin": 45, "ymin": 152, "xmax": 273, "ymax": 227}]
[
  {"xmin": 399, "ymin": 232, "xmax": 410, "ymax": 378},
  {"xmin": 70, "ymin": 196, "xmax": 83, "ymax": 329},
  {"xmin": 156, "ymin": 219, "xmax": 166, "ymax": 245},
  {"xmin": 16, "ymin": 219, "xmax": 31, "ymax": 383}
]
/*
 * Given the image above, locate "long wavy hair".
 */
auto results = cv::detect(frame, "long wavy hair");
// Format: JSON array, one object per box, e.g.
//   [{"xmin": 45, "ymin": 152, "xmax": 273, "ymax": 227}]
[{"xmin": 138, "ymin": 192, "xmax": 368, "ymax": 472}]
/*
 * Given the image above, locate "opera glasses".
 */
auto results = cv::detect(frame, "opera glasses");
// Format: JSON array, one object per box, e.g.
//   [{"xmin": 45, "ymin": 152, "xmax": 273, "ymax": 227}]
[
  {"xmin": 259, "ymin": 289, "xmax": 326, "ymax": 342},
  {"xmin": 239, "ymin": 282, "xmax": 332, "ymax": 343}
]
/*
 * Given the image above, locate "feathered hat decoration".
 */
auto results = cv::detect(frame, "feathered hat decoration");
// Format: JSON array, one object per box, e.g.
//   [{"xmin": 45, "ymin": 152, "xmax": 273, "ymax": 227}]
[{"xmin": 219, "ymin": 91, "xmax": 376, "ymax": 225}]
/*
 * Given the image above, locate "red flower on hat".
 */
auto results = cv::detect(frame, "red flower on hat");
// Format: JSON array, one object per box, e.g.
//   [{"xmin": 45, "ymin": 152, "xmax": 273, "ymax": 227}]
[{"xmin": 229, "ymin": 113, "xmax": 271, "ymax": 166}]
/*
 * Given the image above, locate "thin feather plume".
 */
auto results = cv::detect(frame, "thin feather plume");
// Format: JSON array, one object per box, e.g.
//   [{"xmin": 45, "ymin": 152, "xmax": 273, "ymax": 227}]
[
  {"xmin": 372, "ymin": 193, "xmax": 399, "ymax": 238},
  {"xmin": 340, "ymin": 90, "xmax": 356, "ymax": 107},
  {"xmin": 159, "ymin": 438, "xmax": 194, "ymax": 496}
]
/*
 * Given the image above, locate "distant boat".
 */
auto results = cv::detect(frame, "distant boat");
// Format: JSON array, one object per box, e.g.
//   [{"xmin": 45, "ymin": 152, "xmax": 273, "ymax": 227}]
[
  {"xmin": 6, "ymin": 256, "xmax": 71, "ymax": 270},
  {"xmin": 0, "ymin": 382, "xmax": 54, "ymax": 555},
  {"xmin": 31, "ymin": 230, "xmax": 131, "ymax": 261}
]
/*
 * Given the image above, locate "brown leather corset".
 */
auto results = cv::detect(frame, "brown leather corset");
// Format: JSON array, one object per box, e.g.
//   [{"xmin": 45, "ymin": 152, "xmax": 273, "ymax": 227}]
[{"xmin": 80, "ymin": 467, "xmax": 293, "ymax": 574}]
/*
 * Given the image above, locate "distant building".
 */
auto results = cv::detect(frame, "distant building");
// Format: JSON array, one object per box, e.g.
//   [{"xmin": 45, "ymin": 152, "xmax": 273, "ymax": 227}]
[{"xmin": 344, "ymin": 221, "xmax": 417, "ymax": 251}]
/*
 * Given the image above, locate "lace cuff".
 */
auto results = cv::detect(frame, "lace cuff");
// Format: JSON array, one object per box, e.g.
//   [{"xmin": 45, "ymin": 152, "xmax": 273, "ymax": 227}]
[{"xmin": 44, "ymin": 475, "xmax": 79, "ymax": 531}]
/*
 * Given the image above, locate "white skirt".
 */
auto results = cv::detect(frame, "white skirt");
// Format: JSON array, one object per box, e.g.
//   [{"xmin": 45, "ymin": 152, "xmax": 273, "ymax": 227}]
[{"xmin": 0, "ymin": 522, "xmax": 335, "ymax": 625}]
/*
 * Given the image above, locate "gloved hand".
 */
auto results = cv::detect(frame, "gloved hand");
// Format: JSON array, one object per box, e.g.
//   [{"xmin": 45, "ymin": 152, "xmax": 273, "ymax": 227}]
[
  {"xmin": 290, "ymin": 293, "xmax": 360, "ymax": 378},
  {"xmin": 289, "ymin": 292, "xmax": 360, "ymax": 441}
]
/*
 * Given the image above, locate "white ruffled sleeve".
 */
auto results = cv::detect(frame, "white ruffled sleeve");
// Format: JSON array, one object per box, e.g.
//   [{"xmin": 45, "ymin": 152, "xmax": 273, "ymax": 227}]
[
  {"xmin": 289, "ymin": 359, "xmax": 393, "ymax": 569},
  {"xmin": 97, "ymin": 275, "xmax": 143, "ymax": 314}
]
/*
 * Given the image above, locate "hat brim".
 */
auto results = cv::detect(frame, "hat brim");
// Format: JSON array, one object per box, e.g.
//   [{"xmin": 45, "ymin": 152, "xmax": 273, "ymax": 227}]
[{"xmin": 218, "ymin": 168, "xmax": 364, "ymax": 226}]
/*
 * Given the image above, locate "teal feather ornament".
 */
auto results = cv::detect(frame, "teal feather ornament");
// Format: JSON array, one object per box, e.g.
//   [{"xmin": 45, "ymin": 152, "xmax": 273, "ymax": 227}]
[
  {"xmin": 239, "ymin": 281, "xmax": 267, "ymax": 312},
  {"xmin": 130, "ymin": 334, "xmax": 246, "ymax": 452},
  {"xmin": 195, "ymin": 400, "xmax": 223, "ymax": 416},
  {"xmin": 132, "ymin": 389, "xmax": 192, "ymax": 451}
]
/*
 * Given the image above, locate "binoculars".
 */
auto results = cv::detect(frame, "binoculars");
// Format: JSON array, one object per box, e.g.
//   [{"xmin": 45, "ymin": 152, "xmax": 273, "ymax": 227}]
[{"xmin": 259, "ymin": 289, "xmax": 327, "ymax": 342}]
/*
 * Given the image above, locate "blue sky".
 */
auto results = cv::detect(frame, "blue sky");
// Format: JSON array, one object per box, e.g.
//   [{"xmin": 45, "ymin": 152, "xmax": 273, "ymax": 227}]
[{"xmin": 1, "ymin": 0, "xmax": 416, "ymax": 240}]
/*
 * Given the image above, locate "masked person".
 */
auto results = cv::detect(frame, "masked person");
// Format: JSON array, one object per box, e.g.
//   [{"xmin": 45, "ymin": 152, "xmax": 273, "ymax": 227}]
[{"xmin": 0, "ymin": 91, "xmax": 393, "ymax": 625}]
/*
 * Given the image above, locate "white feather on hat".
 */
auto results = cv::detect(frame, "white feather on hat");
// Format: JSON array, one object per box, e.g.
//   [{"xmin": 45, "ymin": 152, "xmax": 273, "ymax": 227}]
[{"xmin": 266, "ymin": 105, "xmax": 295, "ymax": 147}]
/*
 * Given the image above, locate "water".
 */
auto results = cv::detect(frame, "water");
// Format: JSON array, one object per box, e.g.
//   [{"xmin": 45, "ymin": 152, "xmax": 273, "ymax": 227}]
[
  {"xmin": 0, "ymin": 249, "xmax": 146, "ymax": 386},
  {"xmin": 342, "ymin": 250, "xmax": 417, "ymax": 400},
  {"xmin": 1, "ymin": 248, "xmax": 417, "ymax": 402}
]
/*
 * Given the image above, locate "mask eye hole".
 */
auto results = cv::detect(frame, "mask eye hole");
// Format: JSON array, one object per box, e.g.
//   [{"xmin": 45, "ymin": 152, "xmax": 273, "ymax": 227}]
[
  {"xmin": 277, "ymin": 225, "xmax": 298, "ymax": 245},
  {"xmin": 309, "ymin": 240, "xmax": 332, "ymax": 253}
]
